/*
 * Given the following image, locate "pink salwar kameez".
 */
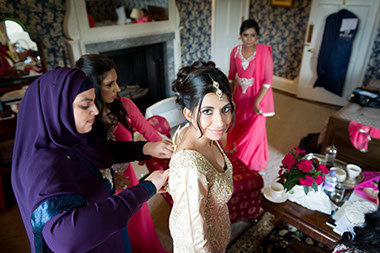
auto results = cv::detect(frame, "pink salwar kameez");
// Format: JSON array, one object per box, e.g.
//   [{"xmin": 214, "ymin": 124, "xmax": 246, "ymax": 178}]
[
  {"xmin": 226, "ymin": 44, "xmax": 275, "ymax": 172},
  {"xmin": 110, "ymin": 97, "xmax": 167, "ymax": 253}
]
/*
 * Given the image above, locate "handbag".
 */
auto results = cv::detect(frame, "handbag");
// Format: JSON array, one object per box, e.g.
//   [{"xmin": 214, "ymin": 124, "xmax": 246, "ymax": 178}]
[{"xmin": 349, "ymin": 87, "xmax": 380, "ymax": 108}]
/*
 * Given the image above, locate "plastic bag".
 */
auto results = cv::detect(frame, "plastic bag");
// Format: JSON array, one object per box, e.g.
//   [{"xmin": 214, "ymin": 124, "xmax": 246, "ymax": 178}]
[{"xmin": 349, "ymin": 87, "xmax": 380, "ymax": 108}]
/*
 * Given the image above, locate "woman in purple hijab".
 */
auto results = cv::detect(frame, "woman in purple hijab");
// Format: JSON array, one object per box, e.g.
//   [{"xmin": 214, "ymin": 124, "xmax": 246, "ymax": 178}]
[{"xmin": 11, "ymin": 67, "xmax": 170, "ymax": 252}]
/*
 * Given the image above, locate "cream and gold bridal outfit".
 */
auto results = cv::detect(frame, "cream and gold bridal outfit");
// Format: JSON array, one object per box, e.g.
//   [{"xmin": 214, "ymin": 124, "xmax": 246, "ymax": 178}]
[{"xmin": 167, "ymin": 125, "xmax": 233, "ymax": 252}]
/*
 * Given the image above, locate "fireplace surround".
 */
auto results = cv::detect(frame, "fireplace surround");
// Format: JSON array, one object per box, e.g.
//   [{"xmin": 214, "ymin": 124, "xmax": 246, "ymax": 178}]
[{"xmin": 63, "ymin": 0, "xmax": 181, "ymax": 98}]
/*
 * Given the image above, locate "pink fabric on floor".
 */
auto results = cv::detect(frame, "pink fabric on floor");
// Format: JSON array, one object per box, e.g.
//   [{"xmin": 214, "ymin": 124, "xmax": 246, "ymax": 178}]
[
  {"xmin": 348, "ymin": 121, "xmax": 380, "ymax": 152},
  {"xmin": 354, "ymin": 171, "xmax": 380, "ymax": 204},
  {"xmin": 112, "ymin": 97, "xmax": 167, "ymax": 253}
]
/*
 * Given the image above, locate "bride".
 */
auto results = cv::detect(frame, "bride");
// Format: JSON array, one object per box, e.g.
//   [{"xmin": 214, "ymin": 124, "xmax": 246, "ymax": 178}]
[{"xmin": 167, "ymin": 61, "xmax": 235, "ymax": 252}]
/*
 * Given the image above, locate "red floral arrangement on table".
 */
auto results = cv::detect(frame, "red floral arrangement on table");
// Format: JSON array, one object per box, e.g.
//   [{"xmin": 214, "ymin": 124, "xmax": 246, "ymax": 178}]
[{"xmin": 278, "ymin": 147, "xmax": 330, "ymax": 195}]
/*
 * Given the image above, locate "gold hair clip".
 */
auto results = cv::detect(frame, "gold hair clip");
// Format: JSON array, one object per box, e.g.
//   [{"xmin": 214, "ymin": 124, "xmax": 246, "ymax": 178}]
[{"xmin": 209, "ymin": 76, "xmax": 223, "ymax": 101}]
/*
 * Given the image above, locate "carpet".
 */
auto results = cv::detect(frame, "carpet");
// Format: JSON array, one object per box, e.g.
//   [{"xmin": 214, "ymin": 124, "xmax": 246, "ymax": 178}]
[{"xmin": 227, "ymin": 212, "xmax": 331, "ymax": 253}]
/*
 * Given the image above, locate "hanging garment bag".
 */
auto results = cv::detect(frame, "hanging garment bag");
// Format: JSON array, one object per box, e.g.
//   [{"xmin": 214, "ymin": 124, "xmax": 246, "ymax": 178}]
[{"xmin": 314, "ymin": 9, "xmax": 359, "ymax": 96}]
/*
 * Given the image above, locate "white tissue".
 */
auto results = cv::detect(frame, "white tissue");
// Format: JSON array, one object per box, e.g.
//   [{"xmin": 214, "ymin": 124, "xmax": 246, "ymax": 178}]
[{"xmin": 287, "ymin": 185, "xmax": 333, "ymax": 214}]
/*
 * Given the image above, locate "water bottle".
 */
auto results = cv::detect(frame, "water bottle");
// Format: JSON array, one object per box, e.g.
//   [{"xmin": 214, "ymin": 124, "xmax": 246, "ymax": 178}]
[
  {"xmin": 323, "ymin": 170, "xmax": 337, "ymax": 196},
  {"xmin": 325, "ymin": 145, "xmax": 338, "ymax": 168}
]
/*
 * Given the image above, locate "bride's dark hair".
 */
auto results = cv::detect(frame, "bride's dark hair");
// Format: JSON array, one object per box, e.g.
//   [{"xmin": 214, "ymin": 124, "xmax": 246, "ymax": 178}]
[
  {"xmin": 171, "ymin": 61, "xmax": 235, "ymax": 136},
  {"xmin": 339, "ymin": 180, "xmax": 380, "ymax": 252}
]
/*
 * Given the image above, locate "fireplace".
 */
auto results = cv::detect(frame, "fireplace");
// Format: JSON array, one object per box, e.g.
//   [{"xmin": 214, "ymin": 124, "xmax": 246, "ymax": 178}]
[
  {"xmin": 64, "ymin": 0, "xmax": 181, "ymax": 112},
  {"xmin": 85, "ymin": 33, "xmax": 176, "ymax": 112},
  {"xmin": 102, "ymin": 42, "xmax": 165, "ymax": 111}
]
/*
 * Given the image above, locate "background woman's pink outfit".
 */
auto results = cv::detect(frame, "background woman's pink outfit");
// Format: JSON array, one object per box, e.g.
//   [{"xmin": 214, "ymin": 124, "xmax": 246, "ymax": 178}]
[{"xmin": 226, "ymin": 44, "xmax": 274, "ymax": 171}]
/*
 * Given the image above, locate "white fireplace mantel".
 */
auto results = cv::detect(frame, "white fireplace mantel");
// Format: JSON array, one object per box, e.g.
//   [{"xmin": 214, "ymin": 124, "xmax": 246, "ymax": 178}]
[{"xmin": 63, "ymin": 0, "xmax": 181, "ymax": 74}]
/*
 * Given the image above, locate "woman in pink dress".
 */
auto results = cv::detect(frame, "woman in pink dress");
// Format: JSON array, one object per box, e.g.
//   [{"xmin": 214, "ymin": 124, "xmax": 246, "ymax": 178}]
[
  {"xmin": 225, "ymin": 19, "xmax": 275, "ymax": 172},
  {"xmin": 76, "ymin": 54, "xmax": 168, "ymax": 253}
]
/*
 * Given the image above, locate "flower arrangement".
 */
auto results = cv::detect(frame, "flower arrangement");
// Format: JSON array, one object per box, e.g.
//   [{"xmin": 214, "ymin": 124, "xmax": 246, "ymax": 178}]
[{"xmin": 278, "ymin": 147, "xmax": 330, "ymax": 195}]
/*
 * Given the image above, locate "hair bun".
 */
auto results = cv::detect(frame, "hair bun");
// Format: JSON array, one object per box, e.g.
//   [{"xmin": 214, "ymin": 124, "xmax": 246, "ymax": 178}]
[
  {"xmin": 171, "ymin": 60, "xmax": 231, "ymax": 112},
  {"xmin": 171, "ymin": 61, "xmax": 218, "ymax": 93}
]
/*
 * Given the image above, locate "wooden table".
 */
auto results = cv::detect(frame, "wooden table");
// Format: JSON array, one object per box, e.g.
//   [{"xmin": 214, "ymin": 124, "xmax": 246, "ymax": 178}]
[{"xmin": 260, "ymin": 194, "xmax": 341, "ymax": 247}]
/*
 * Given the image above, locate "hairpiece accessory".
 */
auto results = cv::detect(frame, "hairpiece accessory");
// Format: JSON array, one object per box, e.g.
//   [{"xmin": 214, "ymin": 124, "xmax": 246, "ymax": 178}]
[{"xmin": 209, "ymin": 76, "xmax": 223, "ymax": 101}]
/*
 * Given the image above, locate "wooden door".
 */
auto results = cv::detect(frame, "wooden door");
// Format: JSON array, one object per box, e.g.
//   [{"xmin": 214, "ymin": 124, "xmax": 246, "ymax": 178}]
[
  {"xmin": 297, "ymin": 0, "xmax": 380, "ymax": 106},
  {"xmin": 211, "ymin": 0, "xmax": 250, "ymax": 75}
]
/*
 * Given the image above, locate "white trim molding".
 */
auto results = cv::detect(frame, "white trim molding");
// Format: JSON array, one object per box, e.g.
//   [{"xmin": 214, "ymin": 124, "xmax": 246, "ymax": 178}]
[
  {"xmin": 272, "ymin": 75, "xmax": 297, "ymax": 95},
  {"xmin": 63, "ymin": 0, "xmax": 181, "ymax": 74}
]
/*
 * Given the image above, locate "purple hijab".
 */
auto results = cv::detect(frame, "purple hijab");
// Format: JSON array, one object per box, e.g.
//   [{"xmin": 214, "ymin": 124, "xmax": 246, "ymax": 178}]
[{"xmin": 11, "ymin": 68, "xmax": 116, "ymax": 251}]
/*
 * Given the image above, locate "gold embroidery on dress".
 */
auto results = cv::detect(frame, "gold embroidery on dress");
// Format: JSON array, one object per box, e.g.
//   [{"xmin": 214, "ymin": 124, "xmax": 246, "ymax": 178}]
[{"xmin": 168, "ymin": 125, "xmax": 233, "ymax": 252}]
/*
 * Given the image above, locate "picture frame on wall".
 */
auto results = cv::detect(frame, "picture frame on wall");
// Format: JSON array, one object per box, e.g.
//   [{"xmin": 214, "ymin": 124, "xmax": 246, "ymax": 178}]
[{"xmin": 270, "ymin": 0, "xmax": 293, "ymax": 7}]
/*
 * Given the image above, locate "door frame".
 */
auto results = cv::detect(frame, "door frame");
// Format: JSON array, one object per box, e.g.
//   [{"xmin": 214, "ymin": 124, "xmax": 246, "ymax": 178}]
[
  {"xmin": 296, "ymin": 0, "xmax": 380, "ymax": 105},
  {"xmin": 211, "ymin": 0, "xmax": 380, "ymax": 99},
  {"xmin": 211, "ymin": 0, "xmax": 250, "ymax": 74}
]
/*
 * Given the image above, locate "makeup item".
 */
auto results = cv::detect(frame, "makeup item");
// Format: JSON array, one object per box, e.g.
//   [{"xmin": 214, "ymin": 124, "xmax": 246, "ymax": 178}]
[{"xmin": 331, "ymin": 184, "xmax": 346, "ymax": 205}]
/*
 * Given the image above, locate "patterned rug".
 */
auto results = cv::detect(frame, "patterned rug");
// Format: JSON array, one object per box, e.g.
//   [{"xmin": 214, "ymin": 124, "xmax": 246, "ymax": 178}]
[{"xmin": 227, "ymin": 212, "xmax": 331, "ymax": 253}]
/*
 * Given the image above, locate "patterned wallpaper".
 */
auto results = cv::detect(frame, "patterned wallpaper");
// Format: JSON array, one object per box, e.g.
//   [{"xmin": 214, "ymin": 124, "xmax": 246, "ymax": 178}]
[
  {"xmin": 175, "ymin": 0, "xmax": 212, "ymax": 66},
  {"xmin": 176, "ymin": 0, "xmax": 379, "ymax": 84},
  {"xmin": 363, "ymin": 23, "xmax": 380, "ymax": 86},
  {"xmin": 249, "ymin": 0, "xmax": 312, "ymax": 80},
  {"xmin": 1, "ymin": 0, "xmax": 378, "ymax": 85},
  {"xmin": 0, "ymin": 0, "xmax": 68, "ymax": 69}
]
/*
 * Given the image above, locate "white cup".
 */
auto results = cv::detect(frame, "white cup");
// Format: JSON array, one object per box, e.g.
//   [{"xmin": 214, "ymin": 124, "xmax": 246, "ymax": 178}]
[
  {"xmin": 331, "ymin": 167, "xmax": 347, "ymax": 182},
  {"xmin": 270, "ymin": 182, "xmax": 284, "ymax": 199},
  {"xmin": 346, "ymin": 164, "xmax": 362, "ymax": 179}
]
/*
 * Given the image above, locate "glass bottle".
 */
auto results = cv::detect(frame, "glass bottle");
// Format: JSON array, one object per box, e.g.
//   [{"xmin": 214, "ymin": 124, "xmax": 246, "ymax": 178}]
[
  {"xmin": 323, "ymin": 170, "xmax": 337, "ymax": 196},
  {"xmin": 325, "ymin": 145, "xmax": 338, "ymax": 168}
]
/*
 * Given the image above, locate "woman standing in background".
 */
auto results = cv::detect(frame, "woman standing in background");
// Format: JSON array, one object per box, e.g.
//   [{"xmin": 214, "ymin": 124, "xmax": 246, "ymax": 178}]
[
  {"xmin": 225, "ymin": 19, "xmax": 275, "ymax": 173},
  {"xmin": 76, "ymin": 54, "xmax": 168, "ymax": 253}
]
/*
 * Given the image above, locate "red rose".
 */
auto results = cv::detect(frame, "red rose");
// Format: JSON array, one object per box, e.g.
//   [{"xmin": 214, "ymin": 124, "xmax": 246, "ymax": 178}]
[
  {"xmin": 317, "ymin": 164, "xmax": 329, "ymax": 174},
  {"xmin": 282, "ymin": 154, "xmax": 296, "ymax": 168},
  {"xmin": 294, "ymin": 146, "xmax": 306, "ymax": 154},
  {"xmin": 305, "ymin": 176, "xmax": 314, "ymax": 186},
  {"xmin": 315, "ymin": 175, "xmax": 324, "ymax": 185},
  {"xmin": 299, "ymin": 176, "xmax": 314, "ymax": 186},
  {"xmin": 299, "ymin": 178, "xmax": 307, "ymax": 186},
  {"xmin": 297, "ymin": 160, "xmax": 313, "ymax": 173}
]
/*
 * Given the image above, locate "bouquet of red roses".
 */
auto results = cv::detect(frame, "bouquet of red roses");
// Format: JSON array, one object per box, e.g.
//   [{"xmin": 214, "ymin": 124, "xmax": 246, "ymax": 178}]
[{"xmin": 278, "ymin": 147, "xmax": 330, "ymax": 195}]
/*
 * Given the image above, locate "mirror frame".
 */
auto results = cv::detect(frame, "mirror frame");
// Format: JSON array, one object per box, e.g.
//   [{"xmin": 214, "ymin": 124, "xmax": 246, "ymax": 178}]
[
  {"xmin": 64, "ymin": 0, "xmax": 179, "ymax": 43},
  {"xmin": 64, "ymin": 0, "xmax": 181, "ymax": 91}
]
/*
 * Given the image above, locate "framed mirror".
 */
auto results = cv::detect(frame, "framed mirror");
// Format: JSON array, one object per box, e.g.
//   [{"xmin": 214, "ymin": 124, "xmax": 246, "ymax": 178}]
[
  {"xmin": 0, "ymin": 19, "xmax": 45, "ymax": 78},
  {"xmin": 0, "ymin": 19, "xmax": 46, "ymax": 118},
  {"xmin": 85, "ymin": 0, "xmax": 169, "ymax": 28}
]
